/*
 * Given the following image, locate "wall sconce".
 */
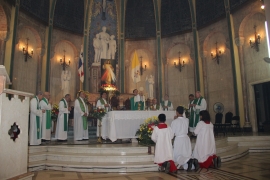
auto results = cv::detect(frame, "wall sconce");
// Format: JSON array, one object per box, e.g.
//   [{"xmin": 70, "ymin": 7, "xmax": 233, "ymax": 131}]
[
  {"xmin": 211, "ymin": 42, "xmax": 223, "ymax": 64},
  {"xmin": 139, "ymin": 56, "xmax": 146, "ymax": 75},
  {"xmin": 261, "ymin": 0, "xmax": 265, "ymax": 10},
  {"xmin": 22, "ymin": 38, "xmax": 33, "ymax": 62},
  {"xmin": 60, "ymin": 50, "xmax": 70, "ymax": 71},
  {"xmin": 250, "ymin": 25, "xmax": 261, "ymax": 52},
  {"xmin": 174, "ymin": 51, "xmax": 185, "ymax": 72}
]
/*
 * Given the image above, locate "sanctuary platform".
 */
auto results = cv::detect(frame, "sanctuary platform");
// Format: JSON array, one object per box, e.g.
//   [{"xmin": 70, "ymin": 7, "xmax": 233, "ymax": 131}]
[{"xmin": 28, "ymin": 134, "xmax": 270, "ymax": 173}]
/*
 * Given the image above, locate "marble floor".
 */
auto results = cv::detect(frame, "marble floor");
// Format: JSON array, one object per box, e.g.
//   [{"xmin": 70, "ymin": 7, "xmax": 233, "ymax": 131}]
[{"xmin": 32, "ymin": 152, "xmax": 270, "ymax": 180}]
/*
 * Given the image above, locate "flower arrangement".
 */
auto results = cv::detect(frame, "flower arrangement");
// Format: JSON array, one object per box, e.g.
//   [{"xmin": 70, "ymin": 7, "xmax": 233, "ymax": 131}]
[
  {"xmin": 51, "ymin": 104, "xmax": 59, "ymax": 120},
  {"xmin": 89, "ymin": 108, "xmax": 106, "ymax": 121},
  {"xmin": 183, "ymin": 106, "xmax": 190, "ymax": 118},
  {"xmin": 135, "ymin": 116, "xmax": 159, "ymax": 146},
  {"xmin": 98, "ymin": 84, "xmax": 120, "ymax": 96}
]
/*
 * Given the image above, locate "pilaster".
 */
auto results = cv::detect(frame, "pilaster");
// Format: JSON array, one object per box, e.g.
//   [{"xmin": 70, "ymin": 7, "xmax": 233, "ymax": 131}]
[
  {"xmin": 153, "ymin": 0, "xmax": 163, "ymax": 102},
  {"xmin": 224, "ymin": 0, "xmax": 245, "ymax": 127}
]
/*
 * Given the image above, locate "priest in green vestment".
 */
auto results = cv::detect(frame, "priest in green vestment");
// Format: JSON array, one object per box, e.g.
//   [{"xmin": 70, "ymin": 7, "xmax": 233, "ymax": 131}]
[
  {"xmin": 40, "ymin": 92, "xmax": 52, "ymax": 141},
  {"xmin": 55, "ymin": 94, "xmax": 71, "ymax": 141},
  {"xmin": 130, "ymin": 89, "xmax": 143, "ymax": 110},
  {"xmin": 189, "ymin": 91, "xmax": 207, "ymax": 133},
  {"xmin": 160, "ymin": 94, "xmax": 174, "ymax": 111},
  {"xmin": 29, "ymin": 91, "xmax": 44, "ymax": 145},
  {"xmin": 74, "ymin": 91, "xmax": 89, "ymax": 141},
  {"xmin": 96, "ymin": 92, "xmax": 110, "ymax": 112}
]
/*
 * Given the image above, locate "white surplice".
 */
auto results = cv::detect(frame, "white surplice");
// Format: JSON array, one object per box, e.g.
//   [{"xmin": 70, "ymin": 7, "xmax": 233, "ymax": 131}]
[
  {"xmin": 171, "ymin": 117, "xmax": 192, "ymax": 166},
  {"xmin": 55, "ymin": 99, "xmax": 69, "ymax": 140},
  {"xmin": 29, "ymin": 97, "xmax": 42, "ymax": 145},
  {"xmin": 74, "ymin": 97, "xmax": 89, "ymax": 140},
  {"xmin": 151, "ymin": 125, "xmax": 174, "ymax": 164},
  {"xmin": 40, "ymin": 98, "xmax": 52, "ymax": 140},
  {"xmin": 193, "ymin": 121, "xmax": 216, "ymax": 163}
]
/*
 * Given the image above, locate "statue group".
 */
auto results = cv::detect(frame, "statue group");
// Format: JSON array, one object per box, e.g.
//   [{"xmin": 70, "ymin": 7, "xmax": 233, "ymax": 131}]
[{"xmin": 93, "ymin": 26, "xmax": 116, "ymax": 63}]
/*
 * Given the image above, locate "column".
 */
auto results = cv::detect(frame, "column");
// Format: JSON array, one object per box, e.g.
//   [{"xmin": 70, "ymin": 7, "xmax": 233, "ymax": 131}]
[
  {"xmin": 188, "ymin": 0, "xmax": 204, "ymax": 93},
  {"xmin": 4, "ymin": 0, "xmax": 20, "ymax": 89},
  {"xmin": 119, "ymin": 0, "xmax": 125, "ymax": 93},
  {"xmin": 224, "ymin": 0, "xmax": 245, "ymax": 126},
  {"xmin": 42, "ymin": 0, "xmax": 56, "ymax": 91},
  {"xmin": 235, "ymin": 37, "xmax": 252, "ymax": 131},
  {"xmin": 153, "ymin": 0, "xmax": 163, "ymax": 101}
]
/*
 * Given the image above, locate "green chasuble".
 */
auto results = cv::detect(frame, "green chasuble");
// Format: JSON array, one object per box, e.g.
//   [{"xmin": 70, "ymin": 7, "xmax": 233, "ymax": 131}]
[
  {"xmin": 161, "ymin": 101, "xmax": 172, "ymax": 110},
  {"xmin": 189, "ymin": 97, "xmax": 203, "ymax": 128},
  {"xmin": 35, "ymin": 96, "xmax": 41, "ymax": 139},
  {"xmin": 130, "ymin": 96, "xmax": 137, "ymax": 110},
  {"xmin": 78, "ymin": 98, "xmax": 87, "ymax": 130},
  {"xmin": 60, "ymin": 99, "xmax": 68, "ymax": 131},
  {"xmin": 41, "ymin": 98, "xmax": 51, "ymax": 129}
]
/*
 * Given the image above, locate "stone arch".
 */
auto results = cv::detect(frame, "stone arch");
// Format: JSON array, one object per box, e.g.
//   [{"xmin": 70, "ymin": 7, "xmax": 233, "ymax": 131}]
[
  {"xmin": 239, "ymin": 11, "xmax": 265, "ymax": 38},
  {"xmin": 0, "ymin": 5, "xmax": 8, "ymax": 40}
]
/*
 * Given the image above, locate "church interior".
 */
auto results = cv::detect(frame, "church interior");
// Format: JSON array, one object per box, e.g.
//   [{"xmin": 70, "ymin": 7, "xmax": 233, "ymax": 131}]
[{"xmin": 0, "ymin": 0, "xmax": 270, "ymax": 179}]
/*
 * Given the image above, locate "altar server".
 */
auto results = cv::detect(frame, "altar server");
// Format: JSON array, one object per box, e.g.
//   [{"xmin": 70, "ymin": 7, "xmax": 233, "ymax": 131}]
[
  {"xmin": 29, "ymin": 91, "xmax": 44, "ymax": 145},
  {"xmin": 160, "ymin": 94, "xmax": 174, "ymax": 111},
  {"xmin": 74, "ymin": 91, "xmax": 89, "ymax": 141},
  {"xmin": 189, "ymin": 91, "xmax": 207, "ymax": 133},
  {"xmin": 55, "ymin": 94, "xmax": 71, "ymax": 141},
  {"xmin": 151, "ymin": 114, "xmax": 177, "ymax": 173},
  {"xmin": 96, "ymin": 92, "xmax": 110, "ymax": 112},
  {"xmin": 40, "ymin": 92, "xmax": 52, "ymax": 141},
  {"xmin": 193, "ymin": 110, "xmax": 221, "ymax": 169},
  {"xmin": 171, "ymin": 106, "xmax": 199, "ymax": 171}
]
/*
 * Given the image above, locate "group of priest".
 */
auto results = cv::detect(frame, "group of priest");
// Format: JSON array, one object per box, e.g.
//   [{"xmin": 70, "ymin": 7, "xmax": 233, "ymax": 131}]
[{"xmin": 29, "ymin": 91, "xmax": 90, "ymax": 145}]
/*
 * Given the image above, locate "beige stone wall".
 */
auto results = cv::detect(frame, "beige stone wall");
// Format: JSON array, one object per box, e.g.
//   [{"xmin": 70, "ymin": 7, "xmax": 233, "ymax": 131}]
[
  {"xmin": 162, "ymin": 33, "xmax": 195, "ymax": 110},
  {"xmin": 125, "ymin": 39, "xmax": 156, "ymax": 98}
]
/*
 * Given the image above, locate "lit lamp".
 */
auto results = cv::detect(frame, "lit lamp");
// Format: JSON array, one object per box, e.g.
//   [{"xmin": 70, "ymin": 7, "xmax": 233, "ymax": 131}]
[
  {"xmin": 22, "ymin": 38, "xmax": 33, "ymax": 62},
  {"xmin": 250, "ymin": 25, "xmax": 261, "ymax": 52},
  {"xmin": 139, "ymin": 56, "xmax": 146, "ymax": 75},
  {"xmin": 211, "ymin": 42, "xmax": 223, "ymax": 64},
  {"xmin": 60, "ymin": 50, "xmax": 70, "ymax": 71},
  {"xmin": 174, "ymin": 51, "xmax": 185, "ymax": 72}
]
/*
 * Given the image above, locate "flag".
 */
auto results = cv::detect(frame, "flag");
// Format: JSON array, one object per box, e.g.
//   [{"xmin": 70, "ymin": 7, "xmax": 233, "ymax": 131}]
[
  {"xmin": 78, "ymin": 48, "xmax": 84, "ymax": 83},
  {"xmin": 131, "ymin": 50, "xmax": 141, "ymax": 83}
]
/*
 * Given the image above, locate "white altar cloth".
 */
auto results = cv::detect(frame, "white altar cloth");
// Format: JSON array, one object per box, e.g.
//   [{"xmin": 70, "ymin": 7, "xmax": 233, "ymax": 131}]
[{"xmin": 97, "ymin": 111, "xmax": 176, "ymax": 142}]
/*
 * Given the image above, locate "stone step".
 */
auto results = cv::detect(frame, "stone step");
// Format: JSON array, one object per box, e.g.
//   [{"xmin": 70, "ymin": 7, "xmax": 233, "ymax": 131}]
[
  {"xmin": 28, "ymin": 160, "xmax": 158, "ymax": 173},
  {"xmin": 29, "ymin": 152, "xmax": 154, "ymax": 163},
  {"xmin": 218, "ymin": 147, "xmax": 249, "ymax": 162},
  {"xmin": 216, "ymin": 142, "xmax": 238, "ymax": 154},
  {"xmin": 249, "ymin": 146, "xmax": 270, "ymax": 152},
  {"xmin": 29, "ymin": 145, "xmax": 150, "ymax": 155}
]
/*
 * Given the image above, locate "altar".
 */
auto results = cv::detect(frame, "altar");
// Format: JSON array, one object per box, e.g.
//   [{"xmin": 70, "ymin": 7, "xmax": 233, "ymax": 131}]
[{"xmin": 98, "ymin": 111, "xmax": 176, "ymax": 142}]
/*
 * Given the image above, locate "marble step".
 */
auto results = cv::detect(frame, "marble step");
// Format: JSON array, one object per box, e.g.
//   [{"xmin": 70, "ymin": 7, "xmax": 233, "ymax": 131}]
[
  {"xmin": 249, "ymin": 146, "xmax": 270, "ymax": 152},
  {"xmin": 28, "ymin": 160, "xmax": 158, "ymax": 173},
  {"xmin": 218, "ymin": 147, "xmax": 249, "ymax": 162},
  {"xmin": 29, "ymin": 152, "xmax": 154, "ymax": 163},
  {"xmin": 227, "ymin": 136, "xmax": 270, "ymax": 142},
  {"xmin": 43, "ymin": 145, "xmax": 150, "ymax": 155},
  {"xmin": 216, "ymin": 142, "xmax": 238, "ymax": 154}
]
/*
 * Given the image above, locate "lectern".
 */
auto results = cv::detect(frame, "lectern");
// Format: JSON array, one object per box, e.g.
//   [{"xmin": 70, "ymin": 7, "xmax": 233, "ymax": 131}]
[{"xmin": 0, "ymin": 65, "xmax": 34, "ymax": 180}]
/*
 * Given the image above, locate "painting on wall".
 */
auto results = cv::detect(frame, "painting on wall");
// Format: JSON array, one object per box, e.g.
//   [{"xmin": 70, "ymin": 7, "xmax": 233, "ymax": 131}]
[{"xmin": 100, "ymin": 59, "xmax": 116, "ymax": 85}]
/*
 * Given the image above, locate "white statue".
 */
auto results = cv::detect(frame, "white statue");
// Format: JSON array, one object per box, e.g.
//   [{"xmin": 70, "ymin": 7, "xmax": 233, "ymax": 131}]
[
  {"xmin": 61, "ymin": 70, "xmax": 71, "ymax": 96},
  {"xmin": 93, "ymin": 34, "xmax": 102, "ymax": 63},
  {"xmin": 98, "ymin": 26, "xmax": 110, "ymax": 59},
  {"xmin": 108, "ymin": 35, "xmax": 116, "ymax": 59},
  {"xmin": 146, "ymin": 75, "xmax": 155, "ymax": 99}
]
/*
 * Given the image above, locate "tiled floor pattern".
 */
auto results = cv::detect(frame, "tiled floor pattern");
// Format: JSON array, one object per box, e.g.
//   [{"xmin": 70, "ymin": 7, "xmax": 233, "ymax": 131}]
[{"xmin": 32, "ymin": 153, "xmax": 270, "ymax": 180}]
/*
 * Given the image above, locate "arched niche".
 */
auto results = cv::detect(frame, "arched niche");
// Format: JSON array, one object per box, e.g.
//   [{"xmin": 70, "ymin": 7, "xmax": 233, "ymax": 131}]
[
  {"xmin": 13, "ymin": 26, "xmax": 41, "ymax": 94},
  {"xmin": 166, "ymin": 43, "xmax": 195, "ymax": 108},
  {"xmin": 203, "ymin": 32, "xmax": 235, "ymax": 122},
  {"xmin": 50, "ymin": 40, "xmax": 78, "ymax": 104}
]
